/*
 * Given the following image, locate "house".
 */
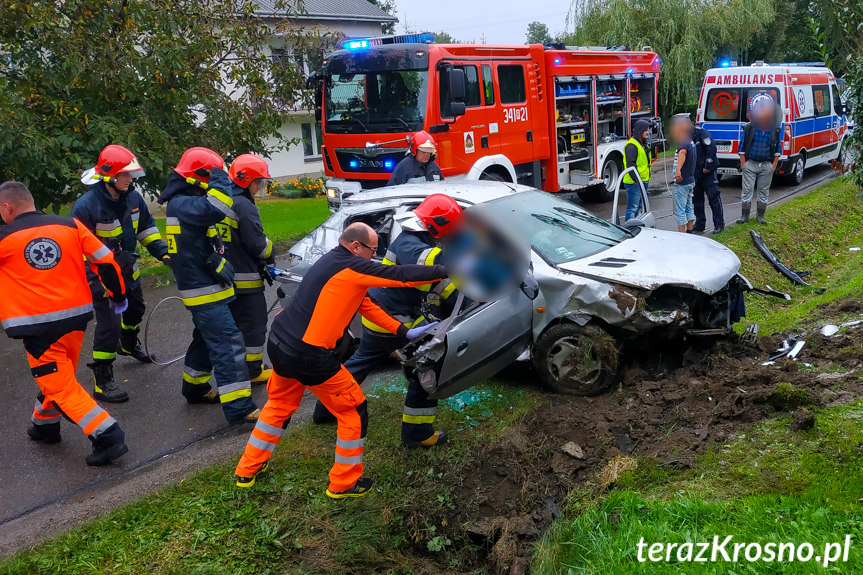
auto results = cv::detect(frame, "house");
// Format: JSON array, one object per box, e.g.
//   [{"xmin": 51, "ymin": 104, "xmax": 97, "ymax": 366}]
[{"xmin": 253, "ymin": 0, "xmax": 398, "ymax": 180}]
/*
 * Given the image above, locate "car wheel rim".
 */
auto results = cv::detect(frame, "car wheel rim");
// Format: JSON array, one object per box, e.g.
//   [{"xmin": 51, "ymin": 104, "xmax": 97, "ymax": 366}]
[
  {"xmin": 795, "ymin": 159, "xmax": 803, "ymax": 181},
  {"xmin": 546, "ymin": 336, "xmax": 603, "ymax": 389}
]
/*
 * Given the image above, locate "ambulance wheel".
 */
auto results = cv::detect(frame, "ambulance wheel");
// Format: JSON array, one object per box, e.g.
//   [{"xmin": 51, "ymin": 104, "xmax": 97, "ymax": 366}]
[{"xmin": 786, "ymin": 155, "xmax": 805, "ymax": 186}]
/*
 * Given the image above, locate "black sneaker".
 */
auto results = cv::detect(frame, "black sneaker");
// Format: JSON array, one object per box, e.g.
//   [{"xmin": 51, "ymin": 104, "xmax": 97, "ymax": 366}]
[
  {"xmin": 85, "ymin": 442, "xmax": 129, "ymax": 466},
  {"xmin": 713, "ymin": 224, "xmax": 725, "ymax": 234},
  {"xmin": 27, "ymin": 424, "xmax": 61, "ymax": 444},
  {"xmin": 326, "ymin": 477, "xmax": 375, "ymax": 499},
  {"xmin": 235, "ymin": 460, "xmax": 270, "ymax": 488}
]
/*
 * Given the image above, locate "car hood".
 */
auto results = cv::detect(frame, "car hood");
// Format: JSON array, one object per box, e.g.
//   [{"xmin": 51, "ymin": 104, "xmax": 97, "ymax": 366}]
[{"xmin": 557, "ymin": 229, "xmax": 740, "ymax": 294}]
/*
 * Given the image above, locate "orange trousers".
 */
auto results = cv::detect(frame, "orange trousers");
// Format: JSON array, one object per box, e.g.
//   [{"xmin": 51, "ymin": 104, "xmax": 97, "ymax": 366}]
[
  {"xmin": 27, "ymin": 331, "xmax": 117, "ymax": 439},
  {"xmin": 235, "ymin": 365, "xmax": 368, "ymax": 493}
]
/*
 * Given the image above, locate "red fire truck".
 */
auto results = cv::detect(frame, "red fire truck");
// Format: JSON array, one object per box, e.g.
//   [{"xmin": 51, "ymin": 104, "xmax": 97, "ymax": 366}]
[{"xmin": 313, "ymin": 33, "xmax": 663, "ymax": 210}]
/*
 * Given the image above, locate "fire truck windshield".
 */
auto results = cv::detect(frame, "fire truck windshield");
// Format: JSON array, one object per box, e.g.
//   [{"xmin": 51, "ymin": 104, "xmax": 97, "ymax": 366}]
[{"xmin": 325, "ymin": 69, "xmax": 428, "ymax": 134}]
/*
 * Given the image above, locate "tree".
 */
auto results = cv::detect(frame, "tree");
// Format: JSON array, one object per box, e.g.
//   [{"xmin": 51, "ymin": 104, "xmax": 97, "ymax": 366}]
[
  {"xmin": 434, "ymin": 31, "xmax": 460, "ymax": 44},
  {"xmin": 0, "ymin": 0, "xmax": 326, "ymax": 209},
  {"xmin": 526, "ymin": 21, "xmax": 552, "ymax": 45},
  {"xmin": 367, "ymin": 0, "xmax": 398, "ymax": 35}
]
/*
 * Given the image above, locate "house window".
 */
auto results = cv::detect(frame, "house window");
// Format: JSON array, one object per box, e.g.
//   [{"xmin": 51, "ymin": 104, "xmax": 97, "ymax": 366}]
[{"xmin": 302, "ymin": 122, "xmax": 323, "ymax": 159}]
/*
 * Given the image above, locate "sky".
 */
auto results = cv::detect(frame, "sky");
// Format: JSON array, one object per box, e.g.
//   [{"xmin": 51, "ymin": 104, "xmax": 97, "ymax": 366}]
[{"xmin": 391, "ymin": 0, "xmax": 574, "ymax": 45}]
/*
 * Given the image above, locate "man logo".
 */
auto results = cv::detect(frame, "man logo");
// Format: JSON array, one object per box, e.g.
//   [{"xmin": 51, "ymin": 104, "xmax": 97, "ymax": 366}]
[{"xmin": 24, "ymin": 238, "xmax": 62, "ymax": 270}]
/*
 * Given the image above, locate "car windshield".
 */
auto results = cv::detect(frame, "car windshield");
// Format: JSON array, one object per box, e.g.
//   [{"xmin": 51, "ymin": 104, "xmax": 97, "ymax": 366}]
[
  {"xmin": 326, "ymin": 70, "xmax": 428, "ymax": 134},
  {"xmin": 481, "ymin": 191, "xmax": 628, "ymax": 265},
  {"xmin": 704, "ymin": 87, "xmax": 782, "ymax": 122}
]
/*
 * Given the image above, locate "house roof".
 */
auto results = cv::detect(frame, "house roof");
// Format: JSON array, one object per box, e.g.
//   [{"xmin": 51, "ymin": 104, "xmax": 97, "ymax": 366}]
[{"xmin": 254, "ymin": 0, "xmax": 398, "ymax": 23}]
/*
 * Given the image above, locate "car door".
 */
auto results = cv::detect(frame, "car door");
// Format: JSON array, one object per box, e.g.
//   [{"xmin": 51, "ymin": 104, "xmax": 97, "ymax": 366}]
[{"xmin": 435, "ymin": 63, "xmax": 488, "ymax": 174}]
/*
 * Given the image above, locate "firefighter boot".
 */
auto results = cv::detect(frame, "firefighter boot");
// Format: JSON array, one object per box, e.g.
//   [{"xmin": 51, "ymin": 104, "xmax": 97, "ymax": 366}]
[
  {"xmin": 736, "ymin": 202, "xmax": 751, "ymax": 224},
  {"xmin": 326, "ymin": 477, "xmax": 375, "ymax": 500},
  {"xmin": 85, "ymin": 422, "xmax": 129, "ymax": 466},
  {"xmin": 756, "ymin": 201, "xmax": 768, "ymax": 225},
  {"xmin": 89, "ymin": 361, "xmax": 129, "ymax": 403},
  {"xmin": 405, "ymin": 430, "xmax": 449, "ymax": 449},
  {"xmin": 119, "ymin": 329, "xmax": 152, "ymax": 363},
  {"xmin": 27, "ymin": 422, "xmax": 62, "ymax": 444}
]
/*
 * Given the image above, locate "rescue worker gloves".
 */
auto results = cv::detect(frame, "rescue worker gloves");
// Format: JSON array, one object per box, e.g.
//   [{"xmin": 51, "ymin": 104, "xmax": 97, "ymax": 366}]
[
  {"xmin": 406, "ymin": 321, "xmax": 438, "ymax": 340},
  {"xmin": 206, "ymin": 252, "xmax": 235, "ymax": 287},
  {"xmin": 108, "ymin": 298, "xmax": 129, "ymax": 316}
]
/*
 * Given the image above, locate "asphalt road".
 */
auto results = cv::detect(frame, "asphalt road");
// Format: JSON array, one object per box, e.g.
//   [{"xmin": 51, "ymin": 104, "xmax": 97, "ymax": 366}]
[{"xmin": 0, "ymin": 162, "xmax": 838, "ymax": 554}]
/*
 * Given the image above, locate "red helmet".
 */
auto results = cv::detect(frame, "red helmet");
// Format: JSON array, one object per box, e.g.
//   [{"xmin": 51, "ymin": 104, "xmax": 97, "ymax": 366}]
[
  {"xmin": 94, "ymin": 145, "xmax": 145, "ymax": 180},
  {"xmin": 414, "ymin": 194, "xmax": 462, "ymax": 238},
  {"xmin": 174, "ymin": 147, "xmax": 224, "ymax": 183},
  {"xmin": 410, "ymin": 131, "xmax": 437, "ymax": 156},
  {"xmin": 229, "ymin": 154, "xmax": 271, "ymax": 188}
]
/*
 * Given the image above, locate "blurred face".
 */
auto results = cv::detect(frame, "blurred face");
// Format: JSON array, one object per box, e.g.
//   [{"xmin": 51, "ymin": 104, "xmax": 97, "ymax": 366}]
[
  {"xmin": 753, "ymin": 105, "xmax": 773, "ymax": 126},
  {"xmin": 416, "ymin": 150, "xmax": 432, "ymax": 164},
  {"xmin": 671, "ymin": 121, "xmax": 692, "ymax": 146},
  {"xmin": 641, "ymin": 128, "xmax": 649, "ymax": 140},
  {"xmin": 113, "ymin": 172, "xmax": 133, "ymax": 192}
]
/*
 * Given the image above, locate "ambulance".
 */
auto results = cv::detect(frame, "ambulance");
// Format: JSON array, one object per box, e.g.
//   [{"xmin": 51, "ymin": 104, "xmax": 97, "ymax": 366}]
[{"xmin": 697, "ymin": 62, "xmax": 850, "ymax": 185}]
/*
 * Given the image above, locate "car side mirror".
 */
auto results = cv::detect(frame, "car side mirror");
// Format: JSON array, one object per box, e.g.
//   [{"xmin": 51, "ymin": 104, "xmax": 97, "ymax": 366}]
[
  {"xmin": 450, "ymin": 102, "xmax": 466, "ymax": 118},
  {"xmin": 520, "ymin": 274, "xmax": 539, "ymax": 300}
]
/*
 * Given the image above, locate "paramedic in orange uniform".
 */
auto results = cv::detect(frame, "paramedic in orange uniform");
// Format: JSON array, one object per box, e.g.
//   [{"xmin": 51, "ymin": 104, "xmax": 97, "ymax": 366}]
[
  {"xmin": 235, "ymin": 222, "xmax": 445, "ymax": 498},
  {"xmin": 0, "ymin": 181, "xmax": 129, "ymax": 466}
]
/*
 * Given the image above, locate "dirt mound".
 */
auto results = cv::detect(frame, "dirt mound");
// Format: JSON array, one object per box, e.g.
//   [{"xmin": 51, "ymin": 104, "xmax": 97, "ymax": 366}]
[{"xmin": 426, "ymin": 331, "xmax": 863, "ymax": 573}]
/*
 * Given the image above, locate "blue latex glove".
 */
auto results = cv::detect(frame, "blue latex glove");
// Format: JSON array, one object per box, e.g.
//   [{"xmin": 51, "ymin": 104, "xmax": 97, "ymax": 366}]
[
  {"xmin": 406, "ymin": 321, "xmax": 438, "ymax": 340},
  {"xmin": 109, "ymin": 298, "xmax": 128, "ymax": 315}
]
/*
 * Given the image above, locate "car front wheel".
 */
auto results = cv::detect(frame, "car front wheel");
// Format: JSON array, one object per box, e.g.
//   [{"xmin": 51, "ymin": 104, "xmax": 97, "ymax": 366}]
[{"xmin": 533, "ymin": 323, "xmax": 619, "ymax": 396}]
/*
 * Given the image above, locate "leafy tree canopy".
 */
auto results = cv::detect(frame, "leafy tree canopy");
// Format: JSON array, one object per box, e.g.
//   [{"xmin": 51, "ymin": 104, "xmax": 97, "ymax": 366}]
[{"xmin": 526, "ymin": 21, "xmax": 552, "ymax": 45}]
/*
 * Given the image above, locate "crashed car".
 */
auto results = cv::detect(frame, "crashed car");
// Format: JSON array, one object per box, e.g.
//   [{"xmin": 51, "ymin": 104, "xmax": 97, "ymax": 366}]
[{"xmin": 282, "ymin": 180, "xmax": 750, "ymax": 399}]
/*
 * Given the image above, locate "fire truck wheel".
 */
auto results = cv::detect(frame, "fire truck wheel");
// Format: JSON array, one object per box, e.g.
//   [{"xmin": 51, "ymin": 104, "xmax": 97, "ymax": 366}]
[{"xmin": 479, "ymin": 170, "xmax": 508, "ymax": 182}]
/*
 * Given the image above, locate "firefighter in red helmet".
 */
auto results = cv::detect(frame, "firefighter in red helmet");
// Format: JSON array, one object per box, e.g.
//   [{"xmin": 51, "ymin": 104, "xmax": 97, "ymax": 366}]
[
  {"xmin": 71, "ymin": 145, "xmax": 170, "ymax": 403},
  {"xmin": 312, "ymin": 193, "xmax": 462, "ymax": 449},
  {"xmin": 387, "ymin": 131, "xmax": 444, "ymax": 186},
  {"xmin": 224, "ymin": 154, "xmax": 276, "ymax": 384},
  {"xmin": 157, "ymin": 147, "xmax": 259, "ymax": 425}
]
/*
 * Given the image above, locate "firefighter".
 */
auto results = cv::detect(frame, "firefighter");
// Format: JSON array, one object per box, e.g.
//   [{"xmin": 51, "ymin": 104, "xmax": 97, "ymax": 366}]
[
  {"xmin": 234, "ymin": 222, "xmax": 445, "ymax": 498},
  {"xmin": 71, "ymin": 145, "xmax": 170, "ymax": 403},
  {"xmin": 312, "ymin": 194, "xmax": 461, "ymax": 450},
  {"xmin": 691, "ymin": 125, "xmax": 725, "ymax": 233},
  {"xmin": 157, "ymin": 147, "xmax": 259, "ymax": 425},
  {"xmin": 387, "ymin": 131, "xmax": 444, "ymax": 186},
  {"xmin": 0, "ymin": 181, "xmax": 129, "ymax": 466},
  {"xmin": 225, "ymin": 154, "xmax": 276, "ymax": 384}
]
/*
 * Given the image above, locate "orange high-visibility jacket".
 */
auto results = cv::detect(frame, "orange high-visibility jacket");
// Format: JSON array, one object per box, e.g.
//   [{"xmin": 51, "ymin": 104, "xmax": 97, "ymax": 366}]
[{"xmin": 0, "ymin": 212, "xmax": 125, "ymax": 339}]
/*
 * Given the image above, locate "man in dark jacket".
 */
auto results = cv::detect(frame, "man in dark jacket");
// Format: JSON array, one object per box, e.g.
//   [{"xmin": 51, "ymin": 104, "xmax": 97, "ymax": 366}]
[
  {"xmin": 71, "ymin": 145, "xmax": 169, "ymax": 403},
  {"xmin": 387, "ymin": 131, "xmax": 444, "ymax": 186},
  {"xmin": 622, "ymin": 119, "xmax": 652, "ymax": 221},
  {"xmin": 158, "ymin": 147, "xmax": 259, "ymax": 425},
  {"xmin": 691, "ymin": 126, "xmax": 725, "ymax": 233},
  {"xmin": 738, "ymin": 94, "xmax": 782, "ymax": 224},
  {"xmin": 224, "ymin": 154, "xmax": 276, "ymax": 384}
]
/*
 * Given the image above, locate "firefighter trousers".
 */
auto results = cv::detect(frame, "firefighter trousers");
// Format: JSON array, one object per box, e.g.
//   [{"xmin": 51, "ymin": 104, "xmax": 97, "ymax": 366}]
[
  {"xmin": 91, "ymin": 280, "xmax": 146, "ymax": 362},
  {"xmin": 236, "ymin": 336, "xmax": 368, "ymax": 493},
  {"xmin": 229, "ymin": 291, "xmax": 268, "ymax": 380},
  {"xmin": 182, "ymin": 302, "xmax": 256, "ymax": 424},
  {"xmin": 25, "ymin": 330, "xmax": 124, "ymax": 446}
]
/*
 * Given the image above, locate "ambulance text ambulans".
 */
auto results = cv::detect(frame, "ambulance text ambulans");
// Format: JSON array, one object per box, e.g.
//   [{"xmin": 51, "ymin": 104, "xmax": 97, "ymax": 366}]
[
  {"xmin": 312, "ymin": 34, "xmax": 663, "ymax": 210},
  {"xmin": 697, "ymin": 62, "xmax": 849, "ymax": 185}
]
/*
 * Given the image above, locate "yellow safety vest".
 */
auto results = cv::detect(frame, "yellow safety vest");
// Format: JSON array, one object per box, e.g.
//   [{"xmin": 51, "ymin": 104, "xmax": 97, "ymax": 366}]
[{"xmin": 622, "ymin": 138, "xmax": 651, "ymax": 184}]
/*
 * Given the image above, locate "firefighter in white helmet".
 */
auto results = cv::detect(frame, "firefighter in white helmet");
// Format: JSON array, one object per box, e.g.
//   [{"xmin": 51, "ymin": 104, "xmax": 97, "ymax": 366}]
[{"xmin": 387, "ymin": 131, "xmax": 444, "ymax": 186}]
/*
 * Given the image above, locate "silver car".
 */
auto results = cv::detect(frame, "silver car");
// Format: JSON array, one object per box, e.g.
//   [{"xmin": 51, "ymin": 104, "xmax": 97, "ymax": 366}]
[{"xmin": 282, "ymin": 181, "xmax": 748, "ymax": 398}]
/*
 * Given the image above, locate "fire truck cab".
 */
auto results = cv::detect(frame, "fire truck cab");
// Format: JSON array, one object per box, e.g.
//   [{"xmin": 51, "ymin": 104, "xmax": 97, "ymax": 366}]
[
  {"xmin": 697, "ymin": 62, "xmax": 850, "ymax": 185},
  {"xmin": 314, "ymin": 34, "xmax": 663, "ymax": 211}
]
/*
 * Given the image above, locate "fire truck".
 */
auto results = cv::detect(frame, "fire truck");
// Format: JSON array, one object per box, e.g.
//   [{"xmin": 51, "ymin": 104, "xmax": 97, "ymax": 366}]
[{"xmin": 312, "ymin": 33, "xmax": 663, "ymax": 210}]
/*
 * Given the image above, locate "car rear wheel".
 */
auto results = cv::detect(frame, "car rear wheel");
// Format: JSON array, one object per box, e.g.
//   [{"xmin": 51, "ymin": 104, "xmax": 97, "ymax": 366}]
[{"xmin": 533, "ymin": 323, "xmax": 619, "ymax": 396}]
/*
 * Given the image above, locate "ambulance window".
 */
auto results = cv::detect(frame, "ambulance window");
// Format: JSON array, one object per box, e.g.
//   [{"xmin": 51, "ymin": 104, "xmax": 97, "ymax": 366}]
[
  {"xmin": 498, "ymin": 65, "xmax": 526, "ymax": 104},
  {"xmin": 461, "ymin": 66, "xmax": 482, "ymax": 108},
  {"xmin": 832, "ymin": 87, "xmax": 843, "ymax": 116},
  {"xmin": 704, "ymin": 88, "xmax": 741, "ymax": 121},
  {"xmin": 813, "ymin": 86, "xmax": 831, "ymax": 117},
  {"xmin": 482, "ymin": 65, "xmax": 495, "ymax": 105}
]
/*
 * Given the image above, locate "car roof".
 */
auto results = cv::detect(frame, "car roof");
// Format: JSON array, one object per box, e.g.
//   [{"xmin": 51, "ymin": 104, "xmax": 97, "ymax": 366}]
[{"xmin": 341, "ymin": 180, "xmax": 530, "ymax": 208}]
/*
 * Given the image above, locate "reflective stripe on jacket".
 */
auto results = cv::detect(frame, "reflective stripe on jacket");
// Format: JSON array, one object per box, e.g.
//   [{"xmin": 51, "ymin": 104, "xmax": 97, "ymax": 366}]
[{"xmin": 220, "ymin": 184, "xmax": 274, "ymax": 294}]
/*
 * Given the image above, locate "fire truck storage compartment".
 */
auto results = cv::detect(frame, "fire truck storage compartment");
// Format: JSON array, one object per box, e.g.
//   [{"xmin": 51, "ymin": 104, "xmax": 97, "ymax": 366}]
[{"xmin": 555, "ymin": 75, "xmax": 594, "ymax": 187}]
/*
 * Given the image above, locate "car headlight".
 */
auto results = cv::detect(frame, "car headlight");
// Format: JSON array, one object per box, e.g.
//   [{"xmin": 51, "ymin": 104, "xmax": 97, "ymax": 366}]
[{"xmin": 326, "ymin": 187, "xmax": 339, "ymax": 199}]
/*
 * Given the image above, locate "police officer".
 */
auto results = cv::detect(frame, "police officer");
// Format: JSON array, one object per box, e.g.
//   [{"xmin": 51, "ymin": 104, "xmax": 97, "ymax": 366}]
[
  {"xmin": 312, "ymin": 194, "xmax": 461, "ymax": 449},
  {"xmin": 224, "ymin": 154, "xmax": 276, "ymax": 384},
  {"xmin": 71, "ymin": 145, "xmax": 170, "ymax": 403},
  {"xmin": 387, "ymin": 131, "xmax": 444, "ymax": 186},
  {"xmin": 0, "ymin": 181, "xmax": 129, "ymax": 466},
  {"xmin": 157, "ymin": 147, "xmax": 259, "ymax": 425},
  {"xmin": 692, "ymin": 125, "xmax": 725, "ymax": 233}
]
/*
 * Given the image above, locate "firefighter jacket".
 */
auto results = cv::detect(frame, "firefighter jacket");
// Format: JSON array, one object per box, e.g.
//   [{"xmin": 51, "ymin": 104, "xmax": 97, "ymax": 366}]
[
  {"xmin": 387, "ymin": 155, "xmax": 444, "ymax": 186},
  {"xmin": 71, "ymin": 181, "xmax": 168, "ymax": 288},
  {"xmin": 0, "ymin": 211, "xmax": 125, "ymax": 342},
  {"xmin": 158, "ymin": 169, "xmax": 237, "ymax": 308},
  {"xmin": 218, "ymin": 184, "xmax": 275, "ymax": 294},
  {"xmin": 269, "ymin": 244, "xmax": 446, "ymax": 351},
  {"xmin": 363, "ymin": 229, "xmax": 457, "ymax": 333}
]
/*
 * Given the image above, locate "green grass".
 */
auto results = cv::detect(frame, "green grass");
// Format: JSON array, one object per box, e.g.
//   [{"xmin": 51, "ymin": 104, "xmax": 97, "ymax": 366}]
[{"xmin": 1, "ymin": 382, "xmax": 542, "ymax": 574}]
